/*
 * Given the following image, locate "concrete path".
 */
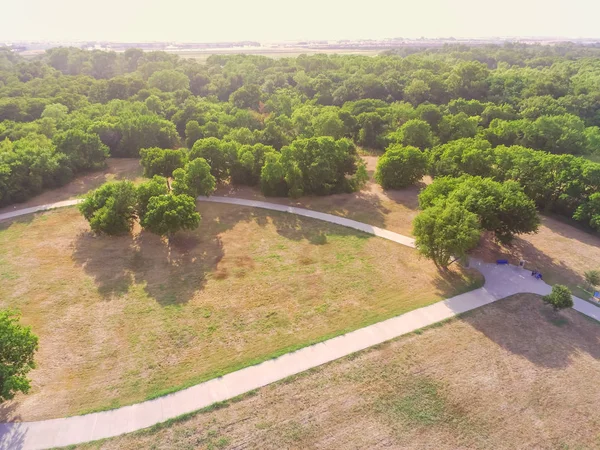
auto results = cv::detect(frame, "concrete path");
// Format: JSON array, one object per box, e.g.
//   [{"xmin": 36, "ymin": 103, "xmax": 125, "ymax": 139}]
[
  {"xmin": 0, "ymin": 196, "xmax": 597, "ymax": 450},
  {"xmin": 0, "ymin": 199, "xmax": 82, "ymax": 222}
]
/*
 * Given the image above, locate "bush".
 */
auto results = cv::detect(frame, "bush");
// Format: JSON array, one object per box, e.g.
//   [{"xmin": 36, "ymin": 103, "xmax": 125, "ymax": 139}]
[
  {"xmin": 584, "ymin": 270, "xmax": 600, "ymax": 288},
  {"xmin": 375, "ymin": 145, "xmax": 428, "ymax": 189},
  {"xmin": 543, "ymin": 285, "xmax": 573, "ymax": 312}
]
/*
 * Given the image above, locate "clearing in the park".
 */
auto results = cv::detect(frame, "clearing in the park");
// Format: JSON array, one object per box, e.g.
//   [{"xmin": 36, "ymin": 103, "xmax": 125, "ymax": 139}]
[{"xmin": 0, "ymin": 202, "xmax": 480, "ymax": 421}]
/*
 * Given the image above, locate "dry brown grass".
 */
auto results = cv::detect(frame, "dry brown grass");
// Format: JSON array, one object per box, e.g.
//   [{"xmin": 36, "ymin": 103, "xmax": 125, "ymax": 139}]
[
  {"xmin": 0, "ymin": 158, "xmax": 143, "ymax": 216},
  {"xmin": 0, "ymin": 203, "xmax": 479, "ymax": 421},
  {"xmin": 74, "ymin": 294, "xmax": 600, "ymax": 450}
]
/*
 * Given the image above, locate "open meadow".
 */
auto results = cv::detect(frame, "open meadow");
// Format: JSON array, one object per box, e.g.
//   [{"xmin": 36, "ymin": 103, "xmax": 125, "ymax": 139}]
[
  {"xmin": 0, "ymin": 201, "xmax": 479, "ymax": 421},
  {"xmin": 73, "ymin": 294, "xmax": 600, "ymax": 450}
]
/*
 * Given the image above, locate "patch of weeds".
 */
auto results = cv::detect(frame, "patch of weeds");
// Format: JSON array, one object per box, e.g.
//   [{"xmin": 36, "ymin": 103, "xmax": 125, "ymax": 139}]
[
  {"xmin": 281, "ymin": 420, "xmax": 313, "ymax": 443},
  {"xmin": 541, "ymin": 307, "xmax": 570, "ymax": 327},
  {"xmin": 376, "ymin": 377, "xmax": 449, "ymax": 426},
  {"xmin": 309, "ymin": 233, "xmax": 327, "ymax": 245},
  {"xmin": 315, "ymin": 303, "xmax": 330, "ymax": 314},
  {"xmin": 231, "ymin": 389, "xmax": 258, "ymax": 403},
  {"xmin": 255, "ymin": 421, "xmax": 271, "ymax": 430},
  {"xmin": 196, "ymin": 307, "xmax": 212, "ymax": 319}
]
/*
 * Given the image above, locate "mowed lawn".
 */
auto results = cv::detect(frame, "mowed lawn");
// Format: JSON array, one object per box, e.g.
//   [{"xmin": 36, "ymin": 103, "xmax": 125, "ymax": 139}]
[
  {"xmin": 0, "ymin": 203, "xmax": 480, "ymax": 421},
  {"xmin": 73, "ymin": 294, "xmax": 600, "ymax": 450}
]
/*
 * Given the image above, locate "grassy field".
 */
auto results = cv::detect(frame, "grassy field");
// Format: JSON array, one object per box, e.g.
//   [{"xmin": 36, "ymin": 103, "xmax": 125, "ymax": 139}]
[
  {"xmin": 71, "ymin": 294, "xmax": 600, "ymax": 450},
  {"xmin": 0, "ymin": 202, "xmax": 480, "ymax": 421},
  {"xmin": 215, "ymin": 155, "xmax": 600, "ymax": 300}
]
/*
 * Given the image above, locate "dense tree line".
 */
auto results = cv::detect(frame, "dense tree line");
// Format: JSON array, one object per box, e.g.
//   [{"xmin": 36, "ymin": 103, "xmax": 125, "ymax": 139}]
[{"xmin": 2, "ymin": 44, "xmax": 600, "ymax": 227}]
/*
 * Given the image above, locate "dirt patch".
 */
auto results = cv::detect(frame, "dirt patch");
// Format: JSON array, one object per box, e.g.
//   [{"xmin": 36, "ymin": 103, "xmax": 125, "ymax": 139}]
[{"xmin": 75, "ymin": 295, "xmax": 600, "ymax": 450}]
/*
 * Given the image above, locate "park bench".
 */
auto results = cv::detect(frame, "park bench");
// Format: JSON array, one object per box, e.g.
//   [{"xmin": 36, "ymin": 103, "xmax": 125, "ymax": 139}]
[{"xmin": 496, "ymin": 259, "xmax": 509, "ymax": 265}]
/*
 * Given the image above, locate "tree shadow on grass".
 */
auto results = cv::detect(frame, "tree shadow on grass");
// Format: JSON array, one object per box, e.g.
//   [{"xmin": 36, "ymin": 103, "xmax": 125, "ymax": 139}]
[
  {"xmin": 460, "ymin": 294, "xmax": 600, "ymax": 369},
  {"xmin": 0, "ymin": 423, "xmax": 26, "ymax": 450},
  {"xmin": 0, "ymin": 214, "xmax": 35, "ymax": 229},
  {"xmin": 71, "ymin": 214, "xmax": 231, "ymax": 305},
  {"xmin": 538, "ymin": 214, "xmax": 600, "ymax": 248},
  {"xmin": 379, "ymin": 181, "xmax": 426, "ymax": 211},
  {"xmin": 72, "ymin": 201, "xmax": 385, "ymax": 304},
  {"xmin": 266, "ymin": 208, "xmax": 373, "ymax": 246},
  {"xmin": 294, "ymin": 190, "xmax": 392, "ymax": 229},
  {"xmin": 470, "ymin": 232, "xmax": 588, "ymax": 295},
  {"xmin": 430, "ymin": 264, "xmax": 484, "ymax": 299}
]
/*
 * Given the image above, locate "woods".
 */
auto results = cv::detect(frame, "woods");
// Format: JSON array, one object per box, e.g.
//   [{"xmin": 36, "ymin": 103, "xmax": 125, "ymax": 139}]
[{"xmin": 2, "ymin": 44, "xmax": 600, "ymax": 232}]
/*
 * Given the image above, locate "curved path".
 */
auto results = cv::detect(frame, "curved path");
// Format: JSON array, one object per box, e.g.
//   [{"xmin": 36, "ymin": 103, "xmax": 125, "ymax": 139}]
[{"xmin": 0, "ymin": 197, "xmax": 598, "ymax": 450}]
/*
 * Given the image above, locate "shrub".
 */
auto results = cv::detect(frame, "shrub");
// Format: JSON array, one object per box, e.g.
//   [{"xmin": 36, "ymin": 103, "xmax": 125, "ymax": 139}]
[{"xmin": 543, "ymin": 285, "xmax": 573, "ymax": 312}]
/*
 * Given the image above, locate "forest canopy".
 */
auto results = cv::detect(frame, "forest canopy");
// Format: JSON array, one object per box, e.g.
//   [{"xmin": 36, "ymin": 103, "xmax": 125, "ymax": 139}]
[{"xmin": 2, "ymin": 43, "xmax": 600, "ymax": 230}]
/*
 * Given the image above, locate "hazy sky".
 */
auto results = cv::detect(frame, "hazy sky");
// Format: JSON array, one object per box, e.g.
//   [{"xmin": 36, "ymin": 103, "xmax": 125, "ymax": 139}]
[{"xmin": 3, "ymin": 0, "xmax": 600, "ymax": 42}]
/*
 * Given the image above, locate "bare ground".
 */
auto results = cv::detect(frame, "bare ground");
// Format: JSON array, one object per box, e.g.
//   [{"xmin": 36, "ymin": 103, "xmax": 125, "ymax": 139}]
[{"xmin": 75, "ymin": 294, "xmax": 600, "ymax": 450}]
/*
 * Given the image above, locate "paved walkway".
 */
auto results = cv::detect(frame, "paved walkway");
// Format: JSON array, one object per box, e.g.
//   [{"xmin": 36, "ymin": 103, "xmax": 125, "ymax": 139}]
[{"xmin": 0, "ymin": 196, "xmax": 597, "ymax": 450}]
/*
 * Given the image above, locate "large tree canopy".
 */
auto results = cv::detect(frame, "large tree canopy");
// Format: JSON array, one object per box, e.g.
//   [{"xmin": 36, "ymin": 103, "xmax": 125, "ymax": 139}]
[
  {"xmin": 140, "ymin": 194, "xmax": 201, "ymax": 238},
  {"xmin": 0, "ymin": 310, "xmax": 38, "ymax": 402},
  {"xmin": 375, "ymin": 144, "xmax": 428, "ymax": 189},
  {"xmin": 413, "ymin": 201, "xmax": 481, "ymax": 268},
  {"xmin": 79, "ymin": 181, "xmax": 137, "ymax": 235},
  {"xmin": 3, "ymin": 44, "xmax": 600, "ymax": 231}
]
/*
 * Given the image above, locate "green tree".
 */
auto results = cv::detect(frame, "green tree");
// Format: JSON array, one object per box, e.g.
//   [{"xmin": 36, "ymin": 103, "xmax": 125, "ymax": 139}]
[
  {"xmin": 420, "ymin": 176, "xmax": 540, "ymax": 243},
  {"xmin": 313, "ymin": 111, "xmax": 345, "ymax": 139},
  {"xmin": 231, "ymin": 143, "xmax": 277, "ymax": 186},
  {"xmin": 41, "ymin": 103, "xmax": 68, "ymax": 121},
  {"xmin": 230, "ymin": 85, "xmax": 261, "ymax": 109},
  {"xmin": 79, "ymin": 181, "xmax": 137, "ymax": 235},
  {"xmin": 574, "ymin": 192, "xmax": 600, "ymax": 230},
  {"xmin": 413, "ymin": 201, "xmax": 481, "ymax": 268},
  {"xmin": 390, "ymin": 119, "xmax": 434, "ymax": 150},
  {"xmin": 375, "ymin": 145, "xmax": 428, "ymax": 189},
  {"xmin": 139, "ymin": 147, "xmax": 188, "ymax": 178},
  {"xmin": 140, "ymin": 194, "xmax": 201, "ymax": 238},
  {"xmin": 260, "ymin": 152, "xmax": 288, "ymax": 196},
  {"xmin": 136, "ymin": 175, "xmax": 168, "ymax": 220},
  {"xmin": 543, "ymin": 285, "xmax": 574, "ymax": 312},
  {"xmin": 190, "ymin": 138, "xmax": 237, "ymax": 181},
  {"xmin": 0, "ymin": 309, "xmax": 38, "ymax": 401},
  {"xmin": 53, "ymin": 129, "xmax": 109, "ymax": 171},
  {"xmin": 185, "ymin": 120, "xmax": 203, "ymax": 148},
  {"xmin": 280, "ymin": 137, "xmax": 362, "ymax": 196},
  {"xmin": 584, "ymin": 270, "xmax": 600, "ymax": 290},
  {"xmin": 438, "ymin": 113, "xmax": 479, "ymax": 143},
  {"xmin": 429, "ymin": 138, "xmax": 495, "ymax": 178},
  {"xmin": 172, "ymin": 158, "xmax": 216, "ymax": 198},
  {"xmin": 148, "ymin": 69, "xmax": 190, "ymax": 92}
]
